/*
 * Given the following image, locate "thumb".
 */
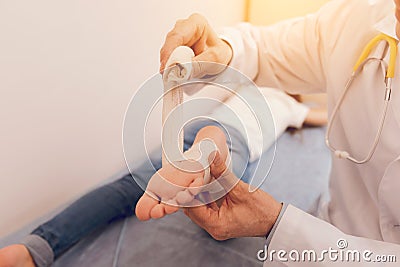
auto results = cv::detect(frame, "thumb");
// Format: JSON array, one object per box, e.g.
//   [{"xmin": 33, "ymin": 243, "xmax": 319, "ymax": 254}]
[
  {"xmin": 191, "ymin": 50, "xmax": 227, "ymax": 78},
  {"xmin": 209, "ymin": 151, "xmax": 241, "ymax": 198},
  {"xmin": 208, "ymin": 151, "xmax": 227, "ymax": 179}
]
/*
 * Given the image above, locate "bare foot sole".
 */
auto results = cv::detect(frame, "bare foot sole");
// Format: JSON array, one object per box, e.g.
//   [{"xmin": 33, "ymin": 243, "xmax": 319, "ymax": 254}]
[{"xmin": 135, "ymin": 160, "xmax": 205, "ymax": 221}]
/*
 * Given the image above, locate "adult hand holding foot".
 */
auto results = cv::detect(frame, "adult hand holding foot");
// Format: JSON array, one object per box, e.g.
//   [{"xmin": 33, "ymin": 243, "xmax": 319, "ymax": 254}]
[
  {"xmin": 157, "ymin": 12, "xmax": 288, "ymax": 242},
  {"xmin": 135, "ymin": 124, "xmax": 282, "ymax": 240},
  {"xmin": 135, "ymin": 125, "xmax": 230, "ymax": 221},
  {"xmin": 159, "ymin": 13, "xmax": 232, "ymax": 77},
  {"xmin": 184, "ymin": 152, "xmax": 283, "ymax": 240}
]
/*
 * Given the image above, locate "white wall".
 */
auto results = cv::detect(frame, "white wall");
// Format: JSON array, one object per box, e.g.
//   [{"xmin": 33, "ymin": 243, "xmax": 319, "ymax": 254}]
[
  {"xmin": 248, "ymin": 0, "xmax": 329, "ymax": 25},
  {"xmin": 0, "ymin": 0, "xmax": 245, "ymax": 237},
  {"xmin": 247, "ymin": 0, "xmax": 329, "ymax": 106}
]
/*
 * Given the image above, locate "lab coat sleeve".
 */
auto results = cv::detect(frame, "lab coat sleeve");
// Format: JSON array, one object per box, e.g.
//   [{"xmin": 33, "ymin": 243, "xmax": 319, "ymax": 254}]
[
  {"xmin": 218, "ymin": 0, "xmax": 358, "ymax": 95},
  {"xmin": 265, "ymin": 205, "xmax": 400, "ymax": 266},
  {"xmin": 219, "ymin": 17, "xmax": 327, "ymax": 95}
]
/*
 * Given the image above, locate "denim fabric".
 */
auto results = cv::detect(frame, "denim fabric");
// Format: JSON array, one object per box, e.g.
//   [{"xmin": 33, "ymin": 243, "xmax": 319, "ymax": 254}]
[{"xmin": 30, "ymin": 118, "xmax": 250, "ymax": 261}]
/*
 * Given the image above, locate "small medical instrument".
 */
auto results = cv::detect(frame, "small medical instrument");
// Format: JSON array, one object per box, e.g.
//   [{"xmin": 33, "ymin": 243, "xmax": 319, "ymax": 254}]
[{"xmin": 325, "ymin": 33, "xmax": 398, "ymax": 164}]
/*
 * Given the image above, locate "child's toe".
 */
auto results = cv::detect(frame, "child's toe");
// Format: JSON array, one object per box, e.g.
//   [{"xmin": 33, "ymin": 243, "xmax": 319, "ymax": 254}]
[
  {"xmin": 135, "ymin": 193, "xmax": 159, "ymax": 221},
  {"xmin": 150, "ymin": 204, "xmax": 166, "ymax": 219},
  {"xmin": 164, "ymin": 201, "xmax": 179, "ymax": 214}
]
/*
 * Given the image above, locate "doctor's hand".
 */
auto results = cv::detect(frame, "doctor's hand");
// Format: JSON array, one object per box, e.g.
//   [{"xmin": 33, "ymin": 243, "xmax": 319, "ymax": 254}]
[
  {"xmin": 160, "ymin": 13, "xmax": 233, "ymax": 77},
  {"xmin": 184, "ymin": 152, "xmax": 283, "ymax": 240}
]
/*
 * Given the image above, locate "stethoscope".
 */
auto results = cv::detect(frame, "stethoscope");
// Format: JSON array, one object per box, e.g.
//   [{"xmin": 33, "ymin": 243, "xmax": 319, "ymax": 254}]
[{"xmin": 325, "ymin": 33, "xmax": 398, "ymax": 164}]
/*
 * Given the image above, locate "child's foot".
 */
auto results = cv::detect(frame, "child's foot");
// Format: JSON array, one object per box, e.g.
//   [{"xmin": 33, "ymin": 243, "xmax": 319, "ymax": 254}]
[
  {"xmin": 135, "ymin": 160, "xmax": 206, "ymax": 221},
  {"xmin": 0, "ymin": 245, "xmax": 35, "ymax": 267},
  {"xmin": 304, "ymin": 107, "xmax": 327, "ymax": 126}
]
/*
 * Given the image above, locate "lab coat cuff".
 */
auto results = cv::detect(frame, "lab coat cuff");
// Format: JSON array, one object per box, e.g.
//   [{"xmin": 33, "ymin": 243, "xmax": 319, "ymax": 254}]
[
  {"xmin": 265, "ymin": 203, "xmax": 288, "ymax": 247},
  {"xmin": 20, "ymin": 234, "xmax": 54, "ymax": 267},
  {"xmin": 218, "ymin": 27, "xmax": 247, "ymax": 75},
  {"xmin": 266, "ymin": 204, "xmax": 335, "ymax": 253}
]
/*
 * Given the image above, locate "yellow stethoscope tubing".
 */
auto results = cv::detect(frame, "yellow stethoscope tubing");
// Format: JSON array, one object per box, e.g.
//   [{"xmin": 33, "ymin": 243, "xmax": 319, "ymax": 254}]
[
  {"xmin": 325, "ymin": 33, "xmax": 398, "ymax": 164},
  {"xmin": 353, "ymin": 33, "xmax": 397, "ymax": 78}
]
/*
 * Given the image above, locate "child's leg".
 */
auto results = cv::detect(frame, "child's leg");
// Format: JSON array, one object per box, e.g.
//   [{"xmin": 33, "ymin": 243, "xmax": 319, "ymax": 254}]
[
  {"xmin": 303, "ymin": 107, "xmax": 328, "ymax": 126},
  {"xmin": 0, "ymin": 173, "xmax": 145, "ymax": 267},
  {"xmin": 0, "ymin": 119, "xmax": 249, "ymax": 267},
  {"xmin": 0, "ymin": 148, "xmax": 162, "ymax": 267}
]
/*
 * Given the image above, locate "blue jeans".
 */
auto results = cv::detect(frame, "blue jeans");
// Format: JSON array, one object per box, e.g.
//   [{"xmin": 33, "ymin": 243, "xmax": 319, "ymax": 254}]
[{"xmin": 30, "ymin": 119, "xmax": 250, "ymax": 261}]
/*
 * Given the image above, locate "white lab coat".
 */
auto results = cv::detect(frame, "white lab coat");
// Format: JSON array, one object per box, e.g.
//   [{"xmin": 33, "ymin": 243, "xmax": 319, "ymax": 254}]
[{"xmin": 221, "ymin": 0, "xmax": 400, "ymax": 265}]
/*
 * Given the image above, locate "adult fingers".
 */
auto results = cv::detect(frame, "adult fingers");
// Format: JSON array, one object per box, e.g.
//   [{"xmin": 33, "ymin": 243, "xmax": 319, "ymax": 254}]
[
  {"xmin": 191, "ymin": 40, "xmax": 232, "ymax": 78},
  {"xmin": 209, "ymin": 151, "xmax": 245, "ymax": 202},
  {"xmin": 208, "ymin": 151, "xmax": 227, "ymax": 178},
  {"xmin": 210, "ymin": 151, "xmax": 240, "ymax": 189},
  {"xmin": 160, "ymin": 14, "xmax": 209, "ymax": 73},
  {"xmin": 191, "ymin": 55, "xmax": 226, "ymax": 78}
]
